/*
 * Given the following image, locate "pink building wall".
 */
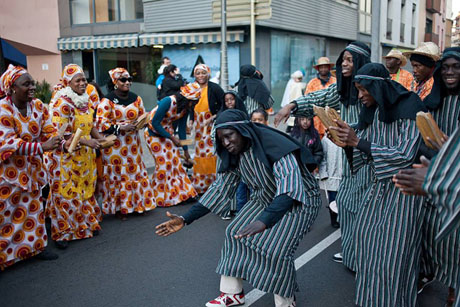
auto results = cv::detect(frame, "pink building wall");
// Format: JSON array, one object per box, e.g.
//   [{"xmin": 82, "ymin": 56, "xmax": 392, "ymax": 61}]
[{"xmin": 0, "ymin": 0, "xmax": 62, "ymax": 85}]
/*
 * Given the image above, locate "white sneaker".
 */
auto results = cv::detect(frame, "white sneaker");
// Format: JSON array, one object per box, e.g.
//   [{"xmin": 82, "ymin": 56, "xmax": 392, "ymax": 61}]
[
  {"xmin": 332, "ymin": 252, "xmax": 343, "ymax": 263},
  {"xmin": 205, "ymin": 292, "xmax": 245, "ymax": 307}
]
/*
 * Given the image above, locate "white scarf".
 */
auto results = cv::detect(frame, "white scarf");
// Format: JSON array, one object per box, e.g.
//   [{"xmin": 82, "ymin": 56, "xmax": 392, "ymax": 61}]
[{"xmin": 51, "ymin": 86, "xmax": 89, "ymax": 109}]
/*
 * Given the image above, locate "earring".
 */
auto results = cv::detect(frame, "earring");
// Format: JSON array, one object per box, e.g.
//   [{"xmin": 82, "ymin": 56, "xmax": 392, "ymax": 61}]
[
  {"xmin": 13, "ymin": 90, "xmax": 16, "ymax": 94},
  {"xmin": 114, "ymin": 85, "xmax": 118, "ymax": 89}
]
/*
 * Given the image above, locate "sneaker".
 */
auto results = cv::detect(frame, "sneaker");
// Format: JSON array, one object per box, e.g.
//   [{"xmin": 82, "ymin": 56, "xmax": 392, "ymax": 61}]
[
  {"xmin": 332, "ymin": 252, "xmax": 343, "ymax": 263},
  {"xmin": 205, "ymin": 292, "xmax": 245, "ymax": 307},
  {"xmin": 417, "ymin": 275, "xmax": 434, "ymax": 294}
]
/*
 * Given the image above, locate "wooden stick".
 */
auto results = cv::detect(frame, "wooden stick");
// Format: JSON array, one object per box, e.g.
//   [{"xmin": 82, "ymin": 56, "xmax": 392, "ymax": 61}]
[
  {"xmin": 68, "ymin": 128, "xmax": 83, "ymax": 153},
  {"xmin": 57, "ymin": 123, "xmax": 68, "ymax": 138}
]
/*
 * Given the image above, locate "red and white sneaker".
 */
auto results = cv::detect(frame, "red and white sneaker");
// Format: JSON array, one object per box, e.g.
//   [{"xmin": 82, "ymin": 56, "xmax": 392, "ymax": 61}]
[{"xmin": 205, "ymin": 292, "xmax": 245, "ymax": 307}]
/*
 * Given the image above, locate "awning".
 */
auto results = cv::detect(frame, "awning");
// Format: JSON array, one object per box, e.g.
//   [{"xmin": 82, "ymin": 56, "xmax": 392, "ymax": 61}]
[
  {"xmin": 139, "ymin": 30, "xmax": 244, "ymax": 46},
  {"xmin": 57, "ymin": 34, "xmax": 138, "ymax": 51}
]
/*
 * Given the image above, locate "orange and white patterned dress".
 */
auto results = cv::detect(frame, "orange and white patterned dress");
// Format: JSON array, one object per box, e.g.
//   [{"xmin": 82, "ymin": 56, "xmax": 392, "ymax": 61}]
[
  {"xmin": 191, "ymin": 87, "xmax": 217, "ymax": 194},
  {"xmin": 145, "ymin": 96, "xmax": 197, "ymax": 207},
  {"xmin": 96, "ymin": 94, "xmax": 155, "ymax": 214},
  {"xmin": 0, "ymin": 97, "xmax": 55, "ymax": 269},
  {"xmin": 45, "ymin": 95, "xmax": 101, "ymax": 242},
  {"xmin": 390, "ymin": 68, "xmax": 414, "ymax": 91}
]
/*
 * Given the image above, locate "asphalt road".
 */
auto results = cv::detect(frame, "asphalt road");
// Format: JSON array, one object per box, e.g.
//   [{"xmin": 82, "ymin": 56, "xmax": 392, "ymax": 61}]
[{"xmin": 0, "ymin": 190, "xmax": 449, "ymax": 307}]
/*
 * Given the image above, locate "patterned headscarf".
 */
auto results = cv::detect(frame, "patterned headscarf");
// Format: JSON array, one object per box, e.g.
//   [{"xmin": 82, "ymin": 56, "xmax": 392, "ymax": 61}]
[
  {"xmin": 0, "ymin": 64, "xmax": 28, "ymax": 97},
  {"xmin": 108, "ymin": 67, "xmax": 129, "ymax": 84},
  {"xmin": 180, "ymin": 82, "xmax": 202, "ymax": 100},
  {"xmin": 194, "ymin": 64, "xmax": 211, "ymax": 76},
  {"xmin": 53, "ymin": 64, "xmax": 85, "ymax": 92}
]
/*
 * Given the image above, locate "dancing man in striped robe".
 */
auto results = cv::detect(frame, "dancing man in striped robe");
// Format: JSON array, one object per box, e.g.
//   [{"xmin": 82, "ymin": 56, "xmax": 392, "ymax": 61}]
[
  {"xmin": 330, "ymin": 63, "xmax": 425, "ymax": 307},
  {"xmin": 156, "ymin": 109, "xmax": 321, "ymax": 307},
  {"xmin": 275, "ymin": 41, "xmax": 371, "ymax": 270}
]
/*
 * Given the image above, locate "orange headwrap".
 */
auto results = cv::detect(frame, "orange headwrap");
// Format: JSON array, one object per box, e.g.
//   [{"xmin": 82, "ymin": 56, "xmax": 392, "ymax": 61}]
[
  {"xmin": 53, "ymin": 64, "xmax": 85, "ymax": 92},
  {"xmin": 0, "ymin": 64, "xmax": 28, "ymax": 97},
  {"xmin": 194, "ymin": 64, "xmax": 211, "ymax": 76},
  {"xmin": 108, "ymin": 67, "xmax": 129, "ymax": 84}
]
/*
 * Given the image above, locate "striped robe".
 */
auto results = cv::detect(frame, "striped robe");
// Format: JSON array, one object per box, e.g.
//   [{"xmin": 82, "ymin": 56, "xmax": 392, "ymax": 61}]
[
  {"xmin": 199, "ymin": 149, "xmax": 320, "ymax": 298},
  {"xmin": 421, "ymin": 95, "xmax": 460, "ymax": 289},
  {"xmin": 295, "ymin": 83, "xmax": 371, "ymax": 271},
  {"xmin": 351, "ymin": 110, "xmax": 423, "ymax": 307},
  {"xmin": 244, "ymin": 96, "xmax": 274, "ymax": 115},
  {"xmin": 422, "ymin": 127, "xmax": 460, "ymax": 307}
]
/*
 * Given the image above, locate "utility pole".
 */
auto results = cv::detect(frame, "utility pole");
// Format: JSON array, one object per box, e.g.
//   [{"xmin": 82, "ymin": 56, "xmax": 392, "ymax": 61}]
[
  {"xmin": 250, "ymin": 0, "xmax": 256, "ymax": 65},
  {"xmin": 220, "ymin": 0, "xmax": 229, "ymax": 90},
  {"xmin": 371, "ymin": 0, "xmax": 381, "ymax": 62}
]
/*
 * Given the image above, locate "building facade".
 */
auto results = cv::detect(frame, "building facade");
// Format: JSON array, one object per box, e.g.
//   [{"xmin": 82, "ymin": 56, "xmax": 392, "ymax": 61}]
[
  {"xmin": 57, "ymin": 0, "xmax": 364, "ymax": 109},
  {"xmin": 418, "ymin": 0, "xmax": 451, "ymax": 50},
  {"xmin": 0, "ymin": 0, "xmax": 62, "ymax": 86}
]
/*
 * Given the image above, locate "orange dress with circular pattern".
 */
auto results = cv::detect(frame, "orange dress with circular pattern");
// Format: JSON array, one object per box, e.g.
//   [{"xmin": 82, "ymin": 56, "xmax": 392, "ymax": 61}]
[
  {"xmin": 44, "ymin": 97, "xmax": 101, "ymax": 242},
  {"xmin": 0, "ymin": 97, "xmax": 55, "ymax": 270},
  {"xmin": 144, "ymin": 96, "xmax": 197, "ymax": 207},
  {"xmin": 191, "ymin": 87, "xmax": 216, "ymax": 194},
  {"xmin": 96, "ymin": 96, "xmax": 155, "ymax": 214}
]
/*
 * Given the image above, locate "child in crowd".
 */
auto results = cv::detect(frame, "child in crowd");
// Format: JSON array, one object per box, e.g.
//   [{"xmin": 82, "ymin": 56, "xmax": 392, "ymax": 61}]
[
  {"xmin": 290, "ymin": 116, "xmax": 323, "ymax": 166},
  {"xmin": 250, "ymin": 108, "xmax": 269, "ymax": 125}
]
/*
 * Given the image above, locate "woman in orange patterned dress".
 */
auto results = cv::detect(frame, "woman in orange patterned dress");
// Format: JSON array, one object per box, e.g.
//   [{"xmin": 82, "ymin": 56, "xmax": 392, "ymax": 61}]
[
  {"xmin": 45, "ymin": 64, "xmax": 105, "ymax": 249},
  {"xmin": 145, "ymin": 82, "xmax": 201, "ymax": 207},
  {"xmin": 191, "ymin": 64, "xmax": 224, "ymax": 194},
  {"xmin": 96, "ymin": 68, "xmax": 155, "ymax": 219},
  {"xmin": 0, "ymin": 65, "xmax": 63, "ymax": 269}
]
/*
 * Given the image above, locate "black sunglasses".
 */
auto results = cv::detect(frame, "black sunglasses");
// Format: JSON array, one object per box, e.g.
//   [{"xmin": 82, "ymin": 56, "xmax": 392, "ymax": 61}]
[{"xmin": 119, "ymin": 77, "xmax": 132, "ymax": 83}]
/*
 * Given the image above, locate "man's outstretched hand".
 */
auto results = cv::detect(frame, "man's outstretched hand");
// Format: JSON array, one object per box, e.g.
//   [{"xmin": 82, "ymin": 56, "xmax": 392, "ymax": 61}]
[
  {"xmin": 274, "ymin": 103, "xmax": 296, "ymax": 127},
  {"xmin": 155, "ymin": 211, "xmax": 185, "ymax": 236},
  {"xmin": 234, "ymin": 220, "xmax": 267, "ymax": 239}
]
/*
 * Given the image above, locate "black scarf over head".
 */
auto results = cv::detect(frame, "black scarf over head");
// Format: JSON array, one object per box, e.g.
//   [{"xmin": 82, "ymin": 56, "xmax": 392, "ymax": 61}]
[
  {"xmin": 354, "ymin": 63, "xmax": 425, "ymax": 129},
  {"xmin": 336, "ymin": 41, "xmax": 371, "ymax": 107},
  {"xmin": 410, "ymin": 54, "xmax": 436, "ymax": 68},
  {"xmin": 236, "ymin": 64, "xmax": 271, "ymax": 106},
  {"xmin": 220, "ymin": 90, "xmax": 248, "ymax": 116},
  {"xmin": 214, "ymin": 109, "xmax": 317, "ymax": 173},
  {"xmin": 424, "ymin": 47, "xmax": 460, "ymax": 111}
]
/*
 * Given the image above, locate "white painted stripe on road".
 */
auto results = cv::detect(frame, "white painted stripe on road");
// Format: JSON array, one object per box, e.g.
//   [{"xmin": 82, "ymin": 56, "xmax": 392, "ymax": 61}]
[{"xmin": 244, "ymin": 229, "xmax": 342, "ymax": 306}]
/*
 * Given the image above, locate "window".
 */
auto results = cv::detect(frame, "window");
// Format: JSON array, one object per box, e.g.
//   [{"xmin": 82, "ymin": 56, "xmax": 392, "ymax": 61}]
[
  {"xmin": 70, "ymin": 0, "xmax": 143, "ymax": 25},
  {"xmin": 359, "ymin": 0, "xmax": 372, "ymax": 34},
  {"xmin": 426, "ymin": 18, "xmax": 433, "ymax": 33}
]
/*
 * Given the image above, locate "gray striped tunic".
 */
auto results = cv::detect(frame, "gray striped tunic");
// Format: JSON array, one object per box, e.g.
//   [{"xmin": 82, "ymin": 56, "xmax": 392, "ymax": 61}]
[
  {"xmin": 199, "ymin": 149, "xmax": 320, "ymax": 298},
  {"xmin": 421, "ymin": 95, "xmax": 460, "ymax": 289},
  {"xmin": 244, "ymin": 96, "xmax": 275, "ymax": 115},
  {"xmin": 351, "ymin": 110, "xmax": 423, "ymax": 307},
  {"xmin": 422, "ymin": 127, "xmax": 460, "ymax": 307},
  {"xmin": 295, "ymin": 83, "xmax": 371, "ymax": 270}
]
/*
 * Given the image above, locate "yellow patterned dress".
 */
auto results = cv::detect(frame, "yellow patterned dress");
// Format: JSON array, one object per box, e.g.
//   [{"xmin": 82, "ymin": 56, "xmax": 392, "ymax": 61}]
[
  {"xmin": 45, "ymin": 96, "xmax": 101, "ymax": 242},
  {"xmin": 0, "ymin": 97, "xmax": 55, "ymax": 269},
  {"xmin": 144, "ymin": 96, "xmax": 197, "ymax": 207},
  {"xmin": 191, "ymin": 87, "xmax": 217, "ymax": 194},
  {"xmin": 96, "ymin": 95, "xmax": 155, "ymax": 214}
]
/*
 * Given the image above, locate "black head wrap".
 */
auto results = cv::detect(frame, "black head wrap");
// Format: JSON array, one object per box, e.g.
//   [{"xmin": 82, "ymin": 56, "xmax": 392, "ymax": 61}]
[
  {"xmin": 214, "ymin": 109, "xmax": 317, "ymax": 173},
  {"xmin": 221, "ymin": 90, "xmax": 248, "ymax": 116},
  {"xmin": 236, "ymin": 65, "xmax": 271, "ymax": 106},
  {"xmin": 354, "ymin": 63, "xmax": 425, "ymax": 129},
  {"xmin": 410, "ymin": 54, "xmax": 436, "ymax": 68},
  {"xmin": 424, "ymin": 47, "xmax": 460, "ymax": 111},
  {"xmin": 336, "ymin": 41, "xmax": 371, "ymax": 107}
]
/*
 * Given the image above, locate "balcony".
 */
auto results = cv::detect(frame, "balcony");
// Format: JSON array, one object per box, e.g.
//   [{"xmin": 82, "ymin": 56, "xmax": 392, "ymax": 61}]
[
  {"xmin": 426, "ymin": 0, "xmax": 441, "ymax": 14},
  {"xmin": 424, "ymin": 32, "xmax": 439, "ymax": 44}
]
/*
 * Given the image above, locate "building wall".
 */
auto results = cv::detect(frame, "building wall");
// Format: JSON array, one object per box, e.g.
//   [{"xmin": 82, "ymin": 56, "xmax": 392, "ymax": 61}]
[
  {"xmin": 380, "ymin": 0, "xmax": 419, "ymax": 49},
  {"xmin": 27, "ymin": 55, "xmax": 62, "ymax": 85},
  {"xmin": 58, "ymin": 0, "xmax": 142, "ymax": 37},
  {"xmin": 143, "ymin": 0, "xmax": 358, "ymax": 41},
  {"xmin": 0, "ymin": 0, "xmax": 61, "ymax": 82}
]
